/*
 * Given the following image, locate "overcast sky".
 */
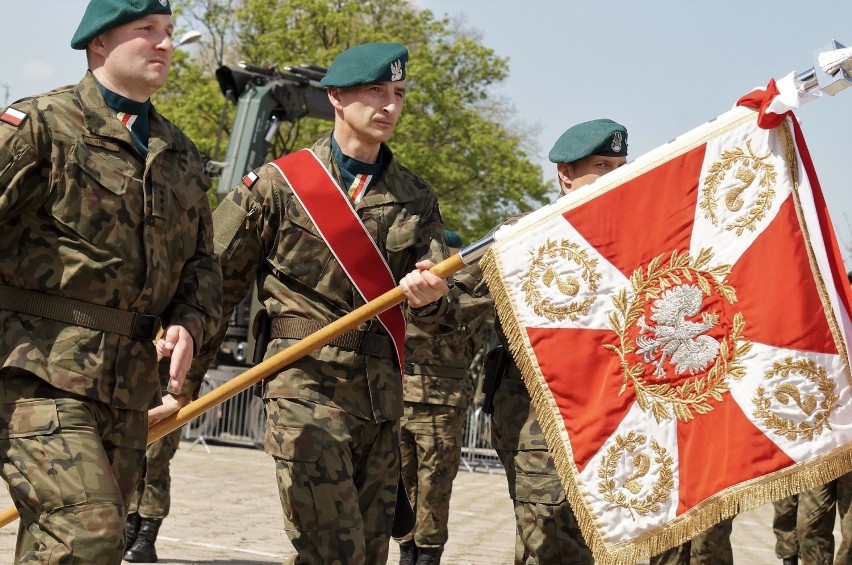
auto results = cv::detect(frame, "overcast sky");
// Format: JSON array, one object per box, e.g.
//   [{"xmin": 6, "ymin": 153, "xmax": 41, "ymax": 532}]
[{"xmin": 4, "ymin": 0, "xmax": 852, "ymax": 258}]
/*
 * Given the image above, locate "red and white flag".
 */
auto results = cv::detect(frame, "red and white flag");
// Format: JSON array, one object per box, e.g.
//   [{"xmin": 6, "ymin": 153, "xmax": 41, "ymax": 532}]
[{"xmin": 480, "ymin": 83, "xmax": 852, "ymax": 564}]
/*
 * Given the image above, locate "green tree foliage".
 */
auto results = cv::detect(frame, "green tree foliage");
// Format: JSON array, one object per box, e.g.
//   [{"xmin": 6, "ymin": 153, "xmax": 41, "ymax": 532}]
[{"xmin": 155, "ymin": 0, "xmax": 551, "ymax": 241}]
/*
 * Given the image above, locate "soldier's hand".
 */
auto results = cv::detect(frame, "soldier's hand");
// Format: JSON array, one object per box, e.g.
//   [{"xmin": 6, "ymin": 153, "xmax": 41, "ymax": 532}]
[
  {"xmin": 400, "ymin": 260, "xmax": 449, "ymax": 308},
  {"xmin": 157, "ymin": 325, "xmax": 195, "ymax": 392},
  {"xmin": 147, "ymin": 392, "xmax": 189, "ymax": 426}
]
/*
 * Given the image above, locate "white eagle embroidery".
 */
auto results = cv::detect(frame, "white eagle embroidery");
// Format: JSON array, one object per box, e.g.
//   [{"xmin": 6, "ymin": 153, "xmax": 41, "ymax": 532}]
[
  {"xmin": 390, "ymin": 59, "xmax": 403, "ymax": 81},
  {"xmin": 635, "ymin": 284, "xmax": 720, "ymax": 378}
]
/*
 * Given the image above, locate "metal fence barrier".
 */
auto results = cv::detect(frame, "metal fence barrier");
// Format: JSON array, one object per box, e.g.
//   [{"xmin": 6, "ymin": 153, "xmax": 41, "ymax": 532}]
[{"xmin": 182, "ymin": 365, "xmax": 265, "ymax": 450}]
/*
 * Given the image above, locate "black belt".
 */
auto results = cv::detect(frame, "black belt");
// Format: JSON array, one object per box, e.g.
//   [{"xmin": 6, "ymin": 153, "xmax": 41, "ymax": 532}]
[
  {"xmin": 0, "ymin": 285, "xmax": 161, "ymax": 340},
  {"xmin": 270, "ymin": 317, "xmax": 394, "ymax": 358}
]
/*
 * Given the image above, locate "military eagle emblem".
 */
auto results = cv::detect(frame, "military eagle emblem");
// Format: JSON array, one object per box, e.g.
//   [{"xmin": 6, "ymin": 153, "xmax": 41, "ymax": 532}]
[{"xmin": 635, "ymin": 284, "xmax": 721, "ymax": 378}]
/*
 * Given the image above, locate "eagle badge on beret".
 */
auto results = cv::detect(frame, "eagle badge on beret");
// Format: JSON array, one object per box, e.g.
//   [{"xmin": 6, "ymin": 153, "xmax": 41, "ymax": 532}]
[
  {"xmin": 611, "ymin": 132, "xmax": 623, "ymax": 153},
  {"xmin": 390, "ymin": 59, "xmax": 404, "ymax": 81}
]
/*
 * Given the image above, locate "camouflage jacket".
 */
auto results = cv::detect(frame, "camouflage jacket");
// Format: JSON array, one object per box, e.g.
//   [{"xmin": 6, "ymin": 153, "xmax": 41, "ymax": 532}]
[
  {"xmin": 0, "ymin": 72, "xmax": 223, "ymax": 411},
  {"xmin": 403, "ymin": 264, "xmax": 492, "ymax": 407},
  {"xmin": 191, "ymin": 133, "xmax": 449, "ymax": 422}
]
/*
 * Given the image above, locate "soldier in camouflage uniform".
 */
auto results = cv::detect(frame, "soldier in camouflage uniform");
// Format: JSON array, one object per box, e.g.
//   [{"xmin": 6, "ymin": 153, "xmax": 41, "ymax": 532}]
[
  {"xmin": 0, "ymin": 1, "xmax": 222, "ymax": 562},
  {"xmin": 187, "ymin": 42, "xmax": 450, "ymax": 565},
  {"xmin": 394, "ymin": 229, "xmax": 493, "ymax": 565},
  {"xmin": 487, "ymin": 120, "xmax": 629, "ymax": 564},
  {"xmin": 771, "ymin": 489, "xmax": 835, "ymax": 565}
]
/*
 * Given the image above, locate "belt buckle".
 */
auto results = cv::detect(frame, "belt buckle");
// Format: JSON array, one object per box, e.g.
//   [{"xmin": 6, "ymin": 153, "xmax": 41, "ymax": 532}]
[{"xmin": 130, "ymin": 312, "xmax": 161, "ymax": 340}]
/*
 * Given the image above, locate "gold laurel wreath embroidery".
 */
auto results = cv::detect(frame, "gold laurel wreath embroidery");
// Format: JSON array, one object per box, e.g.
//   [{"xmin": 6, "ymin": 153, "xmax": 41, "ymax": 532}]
[
  {"xmin": 752, "ymin": 357, "xmax": 839, "ymax": 441},
  {"xmin": 597, "ymin": 431, "xmax": 674, "ymax": 519},
  {"xmin": 699, "ymin": 139, "xmax": 777, "ymax": 235},
  {"xmin": 520, "ymin": 239, "xmax": 601, "ymax": 322},
  {"xmin": 604, "ymin": 248, "xmax": 752, "ymax": 423}
]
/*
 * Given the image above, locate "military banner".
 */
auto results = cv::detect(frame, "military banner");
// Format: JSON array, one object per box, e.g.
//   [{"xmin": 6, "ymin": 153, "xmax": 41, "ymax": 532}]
[{"xmin": 480, "ymin": 82, "xmax": 852, "ymax": 564}]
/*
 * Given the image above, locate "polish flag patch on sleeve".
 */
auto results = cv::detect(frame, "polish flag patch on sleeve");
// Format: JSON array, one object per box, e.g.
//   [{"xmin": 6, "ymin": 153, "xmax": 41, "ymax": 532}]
[
  {"xmin": 0, "ymin": 107, "xmax": 27, "ymax": 127},
  {"xmin": 242, "ymin": 170, "xmax": 259, "ymax": 188}
]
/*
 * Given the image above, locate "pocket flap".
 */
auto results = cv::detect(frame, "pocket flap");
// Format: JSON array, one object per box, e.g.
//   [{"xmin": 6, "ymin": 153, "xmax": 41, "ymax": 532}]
[
  {"xmin": 0, "ymin": 398, "xmax": 59, "ymax": 439},
  {"xmin": 264, "ymin": 422, "xmax": 327, "ymax": 462}
]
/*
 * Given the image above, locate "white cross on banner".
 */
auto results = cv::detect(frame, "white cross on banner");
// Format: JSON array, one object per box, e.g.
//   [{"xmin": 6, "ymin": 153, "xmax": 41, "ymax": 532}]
[{"xmin": 480, "ymin": 83, "xmax": 852, "ymax": 564}]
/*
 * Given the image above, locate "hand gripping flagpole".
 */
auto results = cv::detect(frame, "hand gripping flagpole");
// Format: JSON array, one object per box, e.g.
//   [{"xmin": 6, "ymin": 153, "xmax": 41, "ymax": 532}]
[{"xmin": 0, "ymin": 41, "xmax": 850, "ymax": 531}]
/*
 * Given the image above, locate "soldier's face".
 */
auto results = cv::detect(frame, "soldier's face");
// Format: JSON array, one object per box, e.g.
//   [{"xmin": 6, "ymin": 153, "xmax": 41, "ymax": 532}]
[
  {"xmin": 331, "ymin": 81, "xmax": 406, "ymax": 146},
  {"xmin": 93, "ymin": 14, "xmax": 174, "ymax": 101},
  {"xmin": 558, "ymin": 154, "xmax": 627, "ymax": 195}
]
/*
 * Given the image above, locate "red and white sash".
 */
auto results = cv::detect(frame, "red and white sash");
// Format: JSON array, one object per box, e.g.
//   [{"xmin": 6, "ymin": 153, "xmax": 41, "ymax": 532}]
[{"xmin": 271, "ymin": 149, "xmax": 405, "ymax": 371}]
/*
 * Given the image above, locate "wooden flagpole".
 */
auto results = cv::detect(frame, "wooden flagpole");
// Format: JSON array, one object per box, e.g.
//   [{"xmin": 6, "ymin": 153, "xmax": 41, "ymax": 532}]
[{"xmin": 0, "ymin": 253, "xmax": 468, "ymax": 528}]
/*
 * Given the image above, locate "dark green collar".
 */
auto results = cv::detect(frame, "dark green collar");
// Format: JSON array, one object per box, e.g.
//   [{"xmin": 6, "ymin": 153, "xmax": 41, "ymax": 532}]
[
  {"xmin": 330, "ymin": 133, "xmax": 389, "ymax": 191},
  {"xmin": 96, "ymin": 81, "xmax": 151, "ymax": 155}
]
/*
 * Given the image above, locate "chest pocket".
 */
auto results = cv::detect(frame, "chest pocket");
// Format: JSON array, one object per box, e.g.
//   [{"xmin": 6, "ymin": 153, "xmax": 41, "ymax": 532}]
[
  {"xmin": 274, "ymin": 194, "xmax": 333, "ymax": 290},
  {"xmin": 50, "ymin": 140, "xmax": 142, "ymax": 246},
  {"xmin": 384, "ymin": 208, "xmax": 419, "ymax": 254}
]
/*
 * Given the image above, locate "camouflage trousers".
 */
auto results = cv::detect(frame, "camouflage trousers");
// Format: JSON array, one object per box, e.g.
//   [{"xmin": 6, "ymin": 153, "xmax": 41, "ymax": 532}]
[
  {"xmin": 127, "ymin": 424, "xmax": 183, "ymax": 519},
  {"xmin": 265, "ymin": 397, "xmax": 398, "ymax": 565},
  {"xmin": 494, "ymin": 447, "xmax": 593, "ymax": 565},
  {"xmin": 0, "ymin": 368, "xmax": 146, "ymax": 564},
  {"xmin": 648, "ymin": 518, "xmax": 734, "ymax": 565},
  {"xmin": 128, "ymin": 370, "xmax": 200, "ymax": 520},
  {"xmin": 774, "ymin": 474, "xmax": 852, "ymax": 565},
  {"xmin": 394, "ymin": 402, "xmax": 465, "ymax": 548}
]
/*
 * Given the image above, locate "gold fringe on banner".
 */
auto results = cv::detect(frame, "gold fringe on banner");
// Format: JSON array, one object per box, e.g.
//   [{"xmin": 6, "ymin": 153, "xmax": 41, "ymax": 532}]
[{"xmin": 479, "ymin": 113, "xmax": 852, "ymax": 564}]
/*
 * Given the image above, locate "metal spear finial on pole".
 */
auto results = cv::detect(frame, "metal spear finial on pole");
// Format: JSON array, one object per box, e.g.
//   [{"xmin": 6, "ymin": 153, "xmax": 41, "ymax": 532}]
[{"xmin": 796, "ymin": 40, "xmax": 852, "ymax": 95}]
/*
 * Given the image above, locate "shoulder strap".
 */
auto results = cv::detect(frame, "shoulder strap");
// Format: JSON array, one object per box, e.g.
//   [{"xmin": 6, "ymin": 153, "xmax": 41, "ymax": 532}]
[{"xmin": 270, "ymin": 149, "xmax": 405, "ymax": 372}]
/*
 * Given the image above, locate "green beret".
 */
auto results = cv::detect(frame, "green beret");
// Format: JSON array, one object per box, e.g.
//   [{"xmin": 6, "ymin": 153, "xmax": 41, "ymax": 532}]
[
  {"xmin": 320, "ymin": 42, "xmax": 408, "ymax": 88},
  {"xmin": 443, "ymin": 229, "xmax": 463, "ymax": 249},
  {"xmin": 71, "ymin": 0, "xmax": 172, "ymax": 50},
  {"xmin": 548, "ymin": 118, "xmax": 628, "ymax": 164}
]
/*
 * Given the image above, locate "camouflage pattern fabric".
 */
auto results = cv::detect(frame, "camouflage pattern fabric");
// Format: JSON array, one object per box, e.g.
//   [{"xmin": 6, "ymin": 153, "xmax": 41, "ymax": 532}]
[
  {"xmin": 396, "ymin": 403, "xmax": 466, "ymax": 548},
  {"xmin": 0, "ymin": 368, "xmax": 147, "ymax": 563},
  {"xmin": 648, "ymin": 518, "xmax": 734, "ymax": 565},
  {"xmin": 0, "ymin": 72, "xmax": 222, "ymax": 408},
  {"xmin": 794, "ymin": 482, "xmax": 837, "ymax": 565},
  {"xmin": 128, "ymin": 365, "xmax": 204, "ymax": 520},
  {"xmin": 837, "ymin": 471, "xmax": 852, "ymax": 565},
  {"xmin": 0, "ymin": 72, "xmax": 221, "ymax": 562},
  {"xmin": 772, "ymin": 494, "xmax": 800, "ymax": 559},
  {"xmin": 400, "ymin": 265, "xmax": 492, "ymax": 407},
  {"xmin": 773, "ymin": 482, "xmax": 841, "ymax": 564},
  {"xmin": 266, "ymin": 397, "xmax": 398, "ymax": 565},
  {"xmin": 129, "ymin": 425, "xmax": 182, "ymax": 519},
  {"xmin": 395, "ymin": 264, "xmax": 492, "ymax": 548},
  {"xmin": 189, "ymin": 133, "xmax": 448, "ymax": 563},
  {"xmin": 491, "ymin": 365, "xmax": 593, "ymax": 564}
]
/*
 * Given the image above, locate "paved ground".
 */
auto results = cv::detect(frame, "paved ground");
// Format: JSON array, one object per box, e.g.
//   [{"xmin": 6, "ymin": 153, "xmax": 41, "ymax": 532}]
[{"xmin": 0, "ymin": 439, "xmax": 841, "ymax": 564}]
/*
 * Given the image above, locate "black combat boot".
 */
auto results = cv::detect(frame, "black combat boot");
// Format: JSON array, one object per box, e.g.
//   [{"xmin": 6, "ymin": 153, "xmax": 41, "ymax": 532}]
[
  {"xmin": 399, "ymin": 543, "xmax": 418, "ymax": 565},
  {"xmin": 782, "ymin": 557, "xmax": 798, "ymax": 565},
  {"xmin": 125, "ymin": 512, "xmax": 141, "ymax": 552},
  {"xmin": 123, "ymin": 517, "xmax": 162, "ymax": 562},
  {"xmin": 415, "ymin": 546, "xmax": 443, "ymax": 565}
]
